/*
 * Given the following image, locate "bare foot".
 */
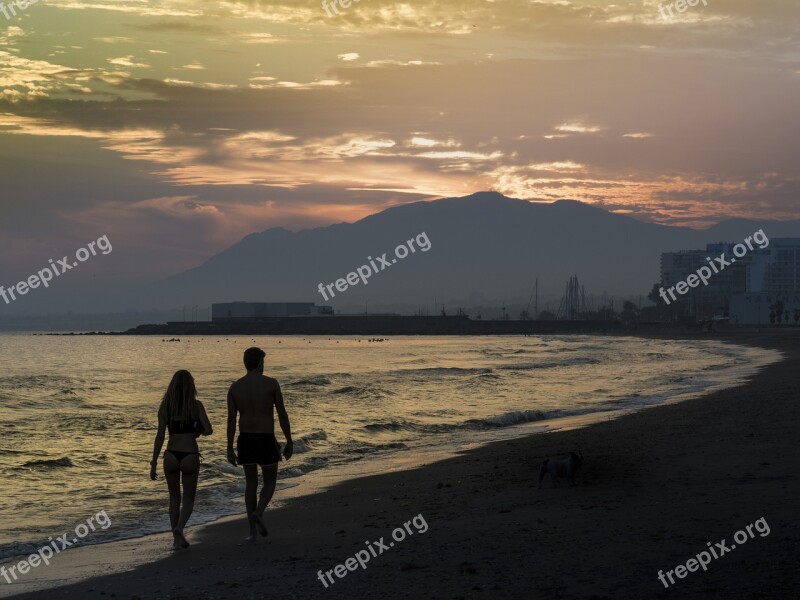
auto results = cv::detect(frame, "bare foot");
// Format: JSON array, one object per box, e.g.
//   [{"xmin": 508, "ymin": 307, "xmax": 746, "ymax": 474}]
[
  {"xmin": 173, "ymin": 529, "xmax": 190, "ymax": 549},
  {"xmin": 253, "ymin": 512, "xmax": 268, "ymax": 537}
]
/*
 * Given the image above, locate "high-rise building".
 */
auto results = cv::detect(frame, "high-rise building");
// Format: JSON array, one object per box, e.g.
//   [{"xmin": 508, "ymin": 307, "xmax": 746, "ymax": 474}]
[
  {"xmin": 660, "ymin": 243, "xmax": 747, "ymax": 318},
  {"xmin": 730, "ymin": 238, "xmax": 800, "ymax": 325},
  {"xmin": 745, "ymin": 238, "xmax": 800, "ymax": 293}
]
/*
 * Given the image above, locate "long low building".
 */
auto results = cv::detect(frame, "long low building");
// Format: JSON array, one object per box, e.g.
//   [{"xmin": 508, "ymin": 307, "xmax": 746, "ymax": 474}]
[{"xmin": 212, "ymin": 302, "xmax": 333, "ymax": 321}]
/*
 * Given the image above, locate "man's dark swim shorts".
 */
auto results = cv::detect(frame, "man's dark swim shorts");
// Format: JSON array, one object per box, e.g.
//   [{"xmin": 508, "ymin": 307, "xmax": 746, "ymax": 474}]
[{"xmin": 237, "ymin": 433, "xmax": 281, "ymax": 465}]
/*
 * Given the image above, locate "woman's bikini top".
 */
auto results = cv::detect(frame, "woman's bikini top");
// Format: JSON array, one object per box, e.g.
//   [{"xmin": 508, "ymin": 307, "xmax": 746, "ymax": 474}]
[{"xmin": 166, "ymin": 406, "xmax": 205, "ymax": 435}]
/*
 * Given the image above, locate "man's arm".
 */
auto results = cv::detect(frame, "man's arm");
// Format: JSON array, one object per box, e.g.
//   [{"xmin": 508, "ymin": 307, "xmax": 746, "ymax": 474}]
[
  {"xmin": 274, "ymin": 382, "xmax": 293, "ymax": 459},
  {"xmin": 226, "ymin": 387, "xmax": 238, "ymax": 465}
]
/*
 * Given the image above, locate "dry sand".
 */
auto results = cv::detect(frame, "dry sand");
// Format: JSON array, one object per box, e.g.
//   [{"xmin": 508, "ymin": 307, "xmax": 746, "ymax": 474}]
[{"xmin": 6, "ymin": 330, "xmax": 800, "ymax": 599}]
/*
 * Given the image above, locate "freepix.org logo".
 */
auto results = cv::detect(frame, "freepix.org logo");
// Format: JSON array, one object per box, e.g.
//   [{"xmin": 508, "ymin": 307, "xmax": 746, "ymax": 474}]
[
  {"xmin": 658, "ymin": 229, "xmax": 768, "ymax": 306},
  {"xmin": 317, "ymin": 232, "xmax": 431, "ymax": 302},
  {"xmin": 0, "ymin": 235, "xmax": 113, "ymax": 306}
]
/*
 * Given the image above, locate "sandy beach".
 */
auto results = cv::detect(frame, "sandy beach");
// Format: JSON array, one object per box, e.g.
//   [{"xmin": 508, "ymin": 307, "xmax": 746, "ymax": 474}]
[{"xmin": 5, "ymin": 330, "xmax": 799, "ymax": 599}]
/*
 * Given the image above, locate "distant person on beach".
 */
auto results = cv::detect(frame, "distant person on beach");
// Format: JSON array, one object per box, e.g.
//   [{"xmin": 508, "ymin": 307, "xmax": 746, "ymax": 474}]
[
  {"xmin": 227, "ymin": 347, "xmax": 293, "ymax": 540},
  {"xmin": 150, "ymin": 370, "xmax": 213, "ymax": 550}
]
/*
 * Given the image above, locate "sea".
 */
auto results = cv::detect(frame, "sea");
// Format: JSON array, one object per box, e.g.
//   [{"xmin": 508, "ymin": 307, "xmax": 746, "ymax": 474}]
[{"xmin": 0, "ymin": 333, "xmax": 780, "ymax": 562}]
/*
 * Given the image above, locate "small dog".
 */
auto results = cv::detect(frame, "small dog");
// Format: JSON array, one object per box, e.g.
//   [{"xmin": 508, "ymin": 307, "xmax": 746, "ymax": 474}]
[{"xmin": 538, "ymin": 448, "xmax": 583, "ymax": 487}]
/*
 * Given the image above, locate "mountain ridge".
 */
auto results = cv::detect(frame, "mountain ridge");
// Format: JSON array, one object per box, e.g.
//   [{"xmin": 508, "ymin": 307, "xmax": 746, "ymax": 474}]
[{"xmin": 137, "ymin": 192, "xmax": 800, "ymax": 314}]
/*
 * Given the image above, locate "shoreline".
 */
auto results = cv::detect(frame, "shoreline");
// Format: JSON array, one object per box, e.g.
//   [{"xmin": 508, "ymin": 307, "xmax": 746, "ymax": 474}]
[
  {"xmin": 0, "ymin": 335, "xmax": 768, "ymax": 567},
  {"xmin": 5, "ymin": 330, "xmax": 799, "ymax": 599}
]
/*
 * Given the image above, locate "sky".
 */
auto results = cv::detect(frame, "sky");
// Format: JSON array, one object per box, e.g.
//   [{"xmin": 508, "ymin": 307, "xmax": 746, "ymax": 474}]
[{"xmin": 1, "ymin": 0, "xmax": 799, "ymax": 283}]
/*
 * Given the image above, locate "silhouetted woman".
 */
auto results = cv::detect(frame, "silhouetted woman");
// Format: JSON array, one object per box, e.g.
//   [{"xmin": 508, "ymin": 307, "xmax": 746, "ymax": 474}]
[{"xmin": 150, "ymin": 370, "xmax": 213, "ymax": 549}]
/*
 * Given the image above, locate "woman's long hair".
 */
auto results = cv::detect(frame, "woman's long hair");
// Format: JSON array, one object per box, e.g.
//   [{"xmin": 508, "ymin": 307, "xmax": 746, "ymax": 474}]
[{"xmin": 160, "ymin": 370, "xmax": 199, "ymax": 423}]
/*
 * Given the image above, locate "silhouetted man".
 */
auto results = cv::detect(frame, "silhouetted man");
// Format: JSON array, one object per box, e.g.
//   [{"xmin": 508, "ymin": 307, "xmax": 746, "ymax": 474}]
[{"xmin": 227, "ymin": 347, "xmax": 293, "ymax": 540}]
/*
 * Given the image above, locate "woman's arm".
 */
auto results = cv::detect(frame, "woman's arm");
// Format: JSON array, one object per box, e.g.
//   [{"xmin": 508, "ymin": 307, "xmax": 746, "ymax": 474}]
[
  {"xmin": 197, "ymin": 401, "xmax": 213, "ymax": 436},
  {"xmin": 150, "ymin": 403, "xmax": 167, "ymax": 479}
]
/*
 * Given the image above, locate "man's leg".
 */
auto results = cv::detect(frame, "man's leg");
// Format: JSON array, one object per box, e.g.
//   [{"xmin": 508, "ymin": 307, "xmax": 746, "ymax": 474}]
[
  {"xmin": 243, "ymin": 464, "xmax": 259, "ymax": 540},
  {"xmin": 255, "ymin": 463, "xmax": 279, "ymax": 534}
]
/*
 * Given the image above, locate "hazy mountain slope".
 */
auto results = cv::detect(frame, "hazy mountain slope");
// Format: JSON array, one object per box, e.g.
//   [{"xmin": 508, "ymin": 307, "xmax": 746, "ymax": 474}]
[{"xmin": 138, "ymin": 192, "xmax": 800, "ymax": 313}]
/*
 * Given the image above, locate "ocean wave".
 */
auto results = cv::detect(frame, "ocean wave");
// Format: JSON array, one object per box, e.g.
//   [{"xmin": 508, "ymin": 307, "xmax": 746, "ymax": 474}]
[
  {"xmin": 286, "ymin": 375, "xmax": 332, "ymax": 387},
  {"xmin": 544, "ymin": 347, "xmax": 579, "ymax": 354},
  {"xmin": 390, "ymin": 367, "xmax": 494, "ymax": 377},
  {"xmin": 293, "ymin": 430, "xmax": 327, "ymax": 454},
  {"xmin": 473, "ymin": 371, "xmax": 500, "ymax": 381},
  {"xmin": 363, "ymin": 420, "xmax": 455, "ymax": 434},
  {"xmin": 701, "ymin": 363, "xmax": 729, "ymax": 372},
  {"xmin": 82, "ymin": 454, "xmax": 108, "ymax": 465},
  {"xmin": 18, "ymin": 457, "xmax": 73, "ymax": 470},
  {"xmin": 279, "ymin": 457, "xmax": 328, "ymax": 479},
  {"xmin": 205, "ymin": 459, "xmax": 242, "ymax": 476},
  {"xmin": 0, "ymin": 375, "xmax": 76, "ymax": 390},
  {"xmin": 129, "ymin": 422, "xmax": 155, "ymax": 431},
  {"xmin": 0, "ymin": 530, "xmax": 115, "ymax": 563},
  {"xmin": 363, "ymin": 410, "xmax": 555, "ymax": 435},
  {"xmin": 0, "ymin": 541, "xmax": 42, "ymax": 562},
  {"xmin": 331, "ymin": 385, "xmax": 389, "ymax": 399},
  {"xmin": 466, "ymin": 410, "xmax": 550, "ymax": 428},
  {"xmin": 498, "ymin": 357, "xmax": 601, "ymax": 371},
  {"xmin": 349, "ymin": 441, "xmax": 408, "ymax": 454}
]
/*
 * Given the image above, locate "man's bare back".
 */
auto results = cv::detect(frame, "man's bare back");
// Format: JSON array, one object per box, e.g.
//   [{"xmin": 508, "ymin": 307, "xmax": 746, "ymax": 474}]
[
  {"xmin": 228, "ymin": 372, "xmax": 282, "ymax": 434},
  {"xmin": 226, "ymin": 348, "xmax": 293, "ymax": 468}
]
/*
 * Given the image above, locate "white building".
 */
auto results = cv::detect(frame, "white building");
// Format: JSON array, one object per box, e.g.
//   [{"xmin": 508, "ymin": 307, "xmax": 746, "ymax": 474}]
[{"xmin": 729, "ymin": 238, "xmax": 800, "ymax": 325}]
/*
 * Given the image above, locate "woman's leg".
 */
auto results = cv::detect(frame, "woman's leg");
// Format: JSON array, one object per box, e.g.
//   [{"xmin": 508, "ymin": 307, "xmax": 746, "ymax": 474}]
[
  {"xmin": 174, "ymin": 454, "xmax": 200, "ymax": 547},
  {"xmin": 163, "ymin": 452, "xmax": 182, "ymax": 549}
]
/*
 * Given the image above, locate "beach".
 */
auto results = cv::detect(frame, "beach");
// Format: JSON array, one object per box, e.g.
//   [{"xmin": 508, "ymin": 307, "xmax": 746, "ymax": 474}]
[{"xmin": 4, "ymin": 330, "xmax": 799, "ymax": 599}]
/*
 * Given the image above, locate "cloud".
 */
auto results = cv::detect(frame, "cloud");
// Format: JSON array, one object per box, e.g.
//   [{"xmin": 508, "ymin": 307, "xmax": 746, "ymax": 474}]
[
  {"xmin": 107, "ymin": 56, "xmax": 150, "ymax": 68},
  {"xmin": 554, "ymin": 121, "xmax": 603, "ymax": 134},
  {"xmin": 1, "ymin": 0, "xmax": 800, "ymax": 284}
]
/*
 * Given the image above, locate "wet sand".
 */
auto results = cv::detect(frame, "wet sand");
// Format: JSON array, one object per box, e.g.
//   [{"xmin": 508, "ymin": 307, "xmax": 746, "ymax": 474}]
[{"xmin": 6, "ymin": 330, "xmax": 800, "ymax": 599}]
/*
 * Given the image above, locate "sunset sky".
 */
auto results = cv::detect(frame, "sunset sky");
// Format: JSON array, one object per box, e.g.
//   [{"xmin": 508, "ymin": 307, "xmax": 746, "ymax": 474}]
[{"xmin": 1, "ymin": 0, "xmax": 799, "ymax": 281}]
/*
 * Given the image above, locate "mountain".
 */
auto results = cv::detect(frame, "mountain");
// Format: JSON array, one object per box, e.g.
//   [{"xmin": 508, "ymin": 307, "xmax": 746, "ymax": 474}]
[{"xmin": 136, "ymin": 192, "xmax": 800, "ymax": 315}]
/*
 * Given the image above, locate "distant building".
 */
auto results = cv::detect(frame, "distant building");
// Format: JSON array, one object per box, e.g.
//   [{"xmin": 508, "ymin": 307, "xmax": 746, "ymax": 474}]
[
  {"xmin": 660, "ymin": 243, "xmax": 747, "ymax": 318},
  {"xmin": 660, "ymin": 238, "xmax": 800, "ymax": 324},
  {"xmin": 744, "ymin": 238, "xmax": 800, "ymax": 293},
  {"xmin": 729, "ymin": 238, "xmax": 800, "ymax": 325},
  {"xmin": 212, "ymin": 302, "xmax": 333, "ymax": 322}
]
